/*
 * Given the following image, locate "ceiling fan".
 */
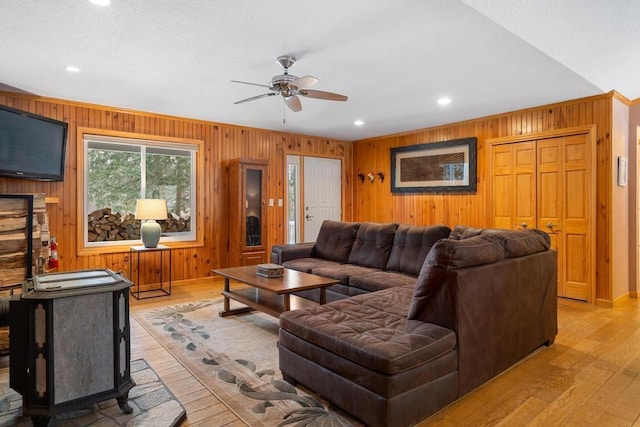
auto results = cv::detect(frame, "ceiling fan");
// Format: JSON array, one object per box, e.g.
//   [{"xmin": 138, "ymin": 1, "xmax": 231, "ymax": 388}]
[{"xmin": 232, "ymin": 55, "xmax": 348, "ymax": 112}]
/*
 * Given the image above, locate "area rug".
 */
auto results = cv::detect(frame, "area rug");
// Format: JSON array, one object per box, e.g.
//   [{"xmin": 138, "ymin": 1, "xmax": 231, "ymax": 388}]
[
  {"xmin": 134, "ymin": 299, "xmax": 359, "ymax": 426},
  {"xmin": 0, "ymin": 359, "xmax": 185, "ymax": 427}
]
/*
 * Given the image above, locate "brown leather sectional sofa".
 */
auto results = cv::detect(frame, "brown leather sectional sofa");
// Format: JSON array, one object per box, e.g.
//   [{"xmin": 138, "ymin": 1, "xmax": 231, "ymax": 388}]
[{"xmin": 271, "ymin": 220, "xmax": 558, "ymax": 427}]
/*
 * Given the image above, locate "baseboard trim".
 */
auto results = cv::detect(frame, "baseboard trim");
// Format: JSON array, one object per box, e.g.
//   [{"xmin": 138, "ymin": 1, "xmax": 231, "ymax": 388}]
[{"xmin": 597, "ymin": 293, "xmax": 633, "ymax": 307}]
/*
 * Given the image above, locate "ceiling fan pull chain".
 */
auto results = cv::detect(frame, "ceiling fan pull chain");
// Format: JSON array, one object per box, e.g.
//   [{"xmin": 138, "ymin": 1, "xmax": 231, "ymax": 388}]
[{"xmin": 283, "ymin": 102, "xmax": 286, "ymax": 124}]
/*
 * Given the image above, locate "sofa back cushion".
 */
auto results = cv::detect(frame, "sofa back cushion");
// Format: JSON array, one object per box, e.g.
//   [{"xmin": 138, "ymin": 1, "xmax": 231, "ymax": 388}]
[
  {"xmin": 450, "ymin": 226, "xmax": 551, "ymax": 258},
  {"xmin": 313, "ymin": 220, "xmax": 360, "ymax": 262},
  {"xmin": 348, "ymin": 222, "xmax": 399, "ymax": 269},
  {"xmin": 386, "ymin": 224, "xmax": 452, "ymax": 276},
  {"xmin": 448, "ymin": 225, "xmax": 485, "ymax": 240},
  {"xmin": 482, "ymin": 229, "xmax": 551, "ymax": 258},
  {"xmin": 407, "ymin": 235, "xmax": 505, "ymax": 320}
]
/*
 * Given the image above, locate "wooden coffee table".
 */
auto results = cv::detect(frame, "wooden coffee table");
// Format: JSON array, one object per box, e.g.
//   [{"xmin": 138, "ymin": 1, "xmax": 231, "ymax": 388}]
[{"xmin": 212, "ymin": 265, "xmax": 339, "ymax": 318}]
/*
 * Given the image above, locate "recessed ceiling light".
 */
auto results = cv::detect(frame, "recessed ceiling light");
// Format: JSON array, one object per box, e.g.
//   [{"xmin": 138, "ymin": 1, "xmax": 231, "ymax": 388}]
[
  {"xmin": 353, "ymin": 120, "xmax": 365, "ymax": 126},
  {"xmin": 89, "ymin": 0, "xmax": 111, "ymax": 5},
  {"xmin": 64, "ymin": 65, "xmax": 80, "ymax": 72},
  {"xmin": 437, "ymin": 97, "xmax": 451, "ymax": 106}
]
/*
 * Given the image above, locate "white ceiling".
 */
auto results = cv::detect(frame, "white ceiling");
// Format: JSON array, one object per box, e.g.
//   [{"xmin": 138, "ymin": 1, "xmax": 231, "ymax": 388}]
[{"xmin": 0, "ymin": 1, "xmax": 637, "ymax": 141}]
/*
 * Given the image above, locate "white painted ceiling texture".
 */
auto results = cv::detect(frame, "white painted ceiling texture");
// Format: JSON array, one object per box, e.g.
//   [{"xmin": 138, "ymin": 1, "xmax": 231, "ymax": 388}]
[{"xmin": 0, "ymin": 1, "xmax": 637, "ymax": 141}]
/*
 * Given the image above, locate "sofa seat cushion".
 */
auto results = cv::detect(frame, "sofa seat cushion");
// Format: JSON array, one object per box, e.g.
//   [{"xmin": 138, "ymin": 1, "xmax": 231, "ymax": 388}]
[
  {"xmin": 279, "ymin": 288, "xmax": 457, "ymax": 375},
  {"xmin": 282, "ymin": 258, "xmax": 343, "ymax": 274},
  {"xmin": 349, "ymin": 271, "xmax": 417, "ymax": 292},
  {"xmin": 279, "ymin": 329, "xmax": 458, "ymax": 398},
  {"xmin": 348, "ymin": 222, "xmax": 398, "ymax": 269},
  {"xmin": 386, "ymin": 224, "xmax": 452, "ymax": 276},
  {"xmin": 313, "ymin": 220, "xmax": 360, "ymax": 263},
  {"xmin": 311, "ymin": 264, "xmax": 381, "ymax": 285}
]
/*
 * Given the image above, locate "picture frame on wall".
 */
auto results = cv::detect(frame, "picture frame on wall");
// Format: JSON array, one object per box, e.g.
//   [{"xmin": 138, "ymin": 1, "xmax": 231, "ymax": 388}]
[{"xmin": 390, "ymin": 137, "xmax": 477, "ymax": 193}]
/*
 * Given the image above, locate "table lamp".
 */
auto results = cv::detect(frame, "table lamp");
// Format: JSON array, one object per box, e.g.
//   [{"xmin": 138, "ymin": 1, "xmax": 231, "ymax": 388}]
[{"xmin": 135, "ymin": 199, "xmax": 167, "ymax": 248}]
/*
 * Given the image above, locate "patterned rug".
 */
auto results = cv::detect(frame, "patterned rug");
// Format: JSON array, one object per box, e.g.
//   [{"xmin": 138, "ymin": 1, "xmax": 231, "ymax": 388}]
[
  {"xmin": 134, "ymin": 299, "xmax": 359, "ymax": 427},
  {"xmin": 0, "ymin": 359, "xmax": 185, "ymax": 427}
]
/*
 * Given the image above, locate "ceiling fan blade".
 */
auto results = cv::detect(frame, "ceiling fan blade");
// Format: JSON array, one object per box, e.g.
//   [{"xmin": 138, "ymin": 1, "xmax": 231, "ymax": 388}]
[
  {"xmin": 230, "ymin": 80, "xmax": 272, "ymax": 89},
  {"xmin": 284, "ymin": 95, "xmax": 302, "ymax": 112},
  {"xmin": 234, "ymin": 92, "xmax": 276, "ymax": 104},
  {"xmin": 299, "ymin": 89, "xmax": 348, "ymax": 102},
  {"xmin": 291, "ymin": 75, "xmax": 318, "ymax": 90}
]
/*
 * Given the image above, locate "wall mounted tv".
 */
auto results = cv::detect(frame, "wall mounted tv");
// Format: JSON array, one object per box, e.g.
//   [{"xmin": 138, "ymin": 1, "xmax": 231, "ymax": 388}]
[{"xmin": 0, "ymin": 104, "xmax": 68, "ymax": 181}]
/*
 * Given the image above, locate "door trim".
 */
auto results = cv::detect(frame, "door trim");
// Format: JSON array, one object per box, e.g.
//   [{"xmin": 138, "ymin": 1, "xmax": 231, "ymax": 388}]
[{"xmin": 284, "ymin": 154, "xmax": 344, "ymax": 243}]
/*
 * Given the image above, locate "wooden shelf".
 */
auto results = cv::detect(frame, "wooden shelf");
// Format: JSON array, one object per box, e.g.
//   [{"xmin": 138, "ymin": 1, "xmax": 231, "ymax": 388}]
[{"xmin": 221, "ymin": 287, "xmax": 314, "ymax": 318}]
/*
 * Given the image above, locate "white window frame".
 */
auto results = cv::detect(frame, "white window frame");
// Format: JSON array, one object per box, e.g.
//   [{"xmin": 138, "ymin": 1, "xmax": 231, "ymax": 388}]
[{"xmin": 77, "ymin": 129, "xmax": 202, "ymax": 254}]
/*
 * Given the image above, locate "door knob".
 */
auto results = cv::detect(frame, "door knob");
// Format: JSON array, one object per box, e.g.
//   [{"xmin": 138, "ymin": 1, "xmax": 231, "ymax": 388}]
[
  {"xmin": 546, "ymin": 222, "xmax": 557, "ymax": 229},
  {"xmin": 519, "ymin": 222, "xmax": 528, "ymax": 229},
  {"xmin": 305, "ymin": 214, "xmax": 313, "ymax": 220}
]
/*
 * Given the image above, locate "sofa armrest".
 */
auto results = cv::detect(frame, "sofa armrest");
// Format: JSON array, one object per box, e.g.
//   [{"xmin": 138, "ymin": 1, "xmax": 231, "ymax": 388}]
[
  {"xmin": 270, "ymin": 242, "xmax": 316, "ymax": 264},
  {"xmin": 419, "ymin": 249, "xmax": 557, "ymax": 396}
]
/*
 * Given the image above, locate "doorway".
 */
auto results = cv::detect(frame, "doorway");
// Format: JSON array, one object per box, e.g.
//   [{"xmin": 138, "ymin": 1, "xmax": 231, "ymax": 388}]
[{"xmin": 286, "ymin": 155, "xmax": 342, "ymax": 243}]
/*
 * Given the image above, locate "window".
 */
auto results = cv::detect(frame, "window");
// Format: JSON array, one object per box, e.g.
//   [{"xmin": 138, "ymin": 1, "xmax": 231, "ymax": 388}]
[
  {"xmin": 82, "ymin": 134, "xmax": 198, "ymax": 248},
  {"xmin": 286, "ymin": 155, "xmax": 300, "ymax": 244}
]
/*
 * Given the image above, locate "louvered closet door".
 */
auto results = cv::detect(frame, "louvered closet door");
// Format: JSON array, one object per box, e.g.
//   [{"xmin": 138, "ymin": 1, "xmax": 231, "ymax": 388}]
[{"xmin": 490, "ymin": 135, "xmax": 593, "ymax": 302}]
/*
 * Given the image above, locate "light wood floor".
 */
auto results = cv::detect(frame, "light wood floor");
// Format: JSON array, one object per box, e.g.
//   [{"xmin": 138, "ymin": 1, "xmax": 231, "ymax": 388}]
[{"xmin": 3, "ymin": 279, "xmax": 640, "ymax": 426}]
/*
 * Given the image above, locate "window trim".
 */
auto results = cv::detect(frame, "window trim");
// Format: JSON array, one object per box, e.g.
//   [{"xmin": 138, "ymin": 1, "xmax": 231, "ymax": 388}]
[{"xmin": 76, "ymin": 127, "xmax": 204, "ymax": 255}]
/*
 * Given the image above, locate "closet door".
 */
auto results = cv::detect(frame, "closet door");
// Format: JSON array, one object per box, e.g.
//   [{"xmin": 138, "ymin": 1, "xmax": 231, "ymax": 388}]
[
  {"xmin": 536, "ymin": 138, "xmax": 564, "ymax": 295},
  {"xmin": 490, "ymin": 142, "xmax": 536, "ymax": 230},
  {"xmin": 490, "ymin": 134, "xmax": 593, "ymax": 302},
  {"xmin": 546, "ymin": 135, "xmax": 592, "ymax": 301}
]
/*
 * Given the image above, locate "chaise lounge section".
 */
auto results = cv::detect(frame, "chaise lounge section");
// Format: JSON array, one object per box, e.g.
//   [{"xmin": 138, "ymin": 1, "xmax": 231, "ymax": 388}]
[{"xmin": 275, "ymin": 222, "xmax": 557, "ymax": 427}]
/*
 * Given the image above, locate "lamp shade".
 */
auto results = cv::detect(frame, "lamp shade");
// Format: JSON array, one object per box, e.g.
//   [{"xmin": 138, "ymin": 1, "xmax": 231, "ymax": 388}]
[
  {"xmin": 135, "ymin": 199, "xmax": 167, "ymax": 248},
  {"xmin": 134, "ymin": 199, "xmax": 167, "ymax": 220}
]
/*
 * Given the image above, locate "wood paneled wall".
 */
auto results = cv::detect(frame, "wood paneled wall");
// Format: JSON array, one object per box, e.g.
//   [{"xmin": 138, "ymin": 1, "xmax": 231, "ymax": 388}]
[
  {"xmin": 0, "ymin": 92, "xmax": 352, "ymax": 282},
  {"xmin": 352, "ymin": 93, "xmax": 616, "ymax": 302}
]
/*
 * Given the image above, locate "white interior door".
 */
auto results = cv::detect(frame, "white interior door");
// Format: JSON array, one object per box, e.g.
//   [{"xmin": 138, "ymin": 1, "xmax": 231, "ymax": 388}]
[{"xmin": 303, "ymin": 157, "xmax": 342, "ymax": 242}]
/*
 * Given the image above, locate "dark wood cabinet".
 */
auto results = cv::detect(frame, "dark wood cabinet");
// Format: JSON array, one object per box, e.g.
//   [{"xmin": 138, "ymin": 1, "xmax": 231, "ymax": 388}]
[{"xmin": 228, "ymin": 158, "xmax": 268, "ymax": 266}]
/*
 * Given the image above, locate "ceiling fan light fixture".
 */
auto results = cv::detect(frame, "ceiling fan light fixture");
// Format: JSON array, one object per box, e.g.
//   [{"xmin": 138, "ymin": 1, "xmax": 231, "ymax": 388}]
[{"xmin": 232, "ymin": 55, "xmax": 348, "ymax": 113}]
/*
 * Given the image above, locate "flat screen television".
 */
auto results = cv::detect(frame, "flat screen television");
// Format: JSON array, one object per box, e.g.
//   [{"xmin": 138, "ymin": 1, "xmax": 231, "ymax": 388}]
[{"xmin": 0, "ymin": 104, "xmax": 68, "ymax": 181}]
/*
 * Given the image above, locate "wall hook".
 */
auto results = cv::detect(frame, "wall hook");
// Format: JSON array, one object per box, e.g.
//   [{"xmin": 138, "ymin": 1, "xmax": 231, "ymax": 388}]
[
  {"xmin": 357, "ymin": 173, "xmax": 365, "ymax": 183},
  {"xmin": 377, "ymin": 172, "xmax": 385, "ymax": 183}
]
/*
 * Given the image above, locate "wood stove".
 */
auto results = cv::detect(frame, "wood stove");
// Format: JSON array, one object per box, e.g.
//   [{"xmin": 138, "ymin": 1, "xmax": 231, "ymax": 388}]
[{"xmin": 10, "ymin": 269, "xmax": 134, "ymax": 426}]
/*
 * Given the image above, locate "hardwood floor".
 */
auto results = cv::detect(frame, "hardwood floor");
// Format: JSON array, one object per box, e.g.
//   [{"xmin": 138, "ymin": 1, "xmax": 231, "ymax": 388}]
[{"xmin": 3, "ymin": 279, "xmax": 640, "ymax": 426}]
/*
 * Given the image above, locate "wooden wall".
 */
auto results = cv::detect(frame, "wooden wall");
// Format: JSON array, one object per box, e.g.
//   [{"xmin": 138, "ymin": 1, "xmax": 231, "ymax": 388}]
[
  {"xmin": 0, "ymin": 92, "xmax": 352, "ymax": 282},
  {"xmin": 352, "ymin": 93, "xmax": 616, "ymax": 302}
]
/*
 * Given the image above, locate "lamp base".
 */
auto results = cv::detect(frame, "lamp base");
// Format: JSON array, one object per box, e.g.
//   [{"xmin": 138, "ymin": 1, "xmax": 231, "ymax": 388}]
[{"xmin": 140, "ymin": 220, "xmax": 161, "ymax": 248}]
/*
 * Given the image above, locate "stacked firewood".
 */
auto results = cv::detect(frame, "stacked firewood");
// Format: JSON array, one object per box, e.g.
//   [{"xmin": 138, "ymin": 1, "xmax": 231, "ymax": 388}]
[
  {"xmin": 0, "ymin": 194, "xmax": 47, "ymax": 288},
  {"xmin": 87, "ymin": 208, "xmax": 139, "ymax": 242},
  {"xmin": 87, "ymin": 208, "xmax": 190, "ymax": 242}
]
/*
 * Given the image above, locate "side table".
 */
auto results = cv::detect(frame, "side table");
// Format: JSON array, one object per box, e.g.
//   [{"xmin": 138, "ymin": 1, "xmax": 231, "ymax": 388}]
[{"xmin": 129, "ymin": 245, "xmax": 172, "ymax": 299}]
